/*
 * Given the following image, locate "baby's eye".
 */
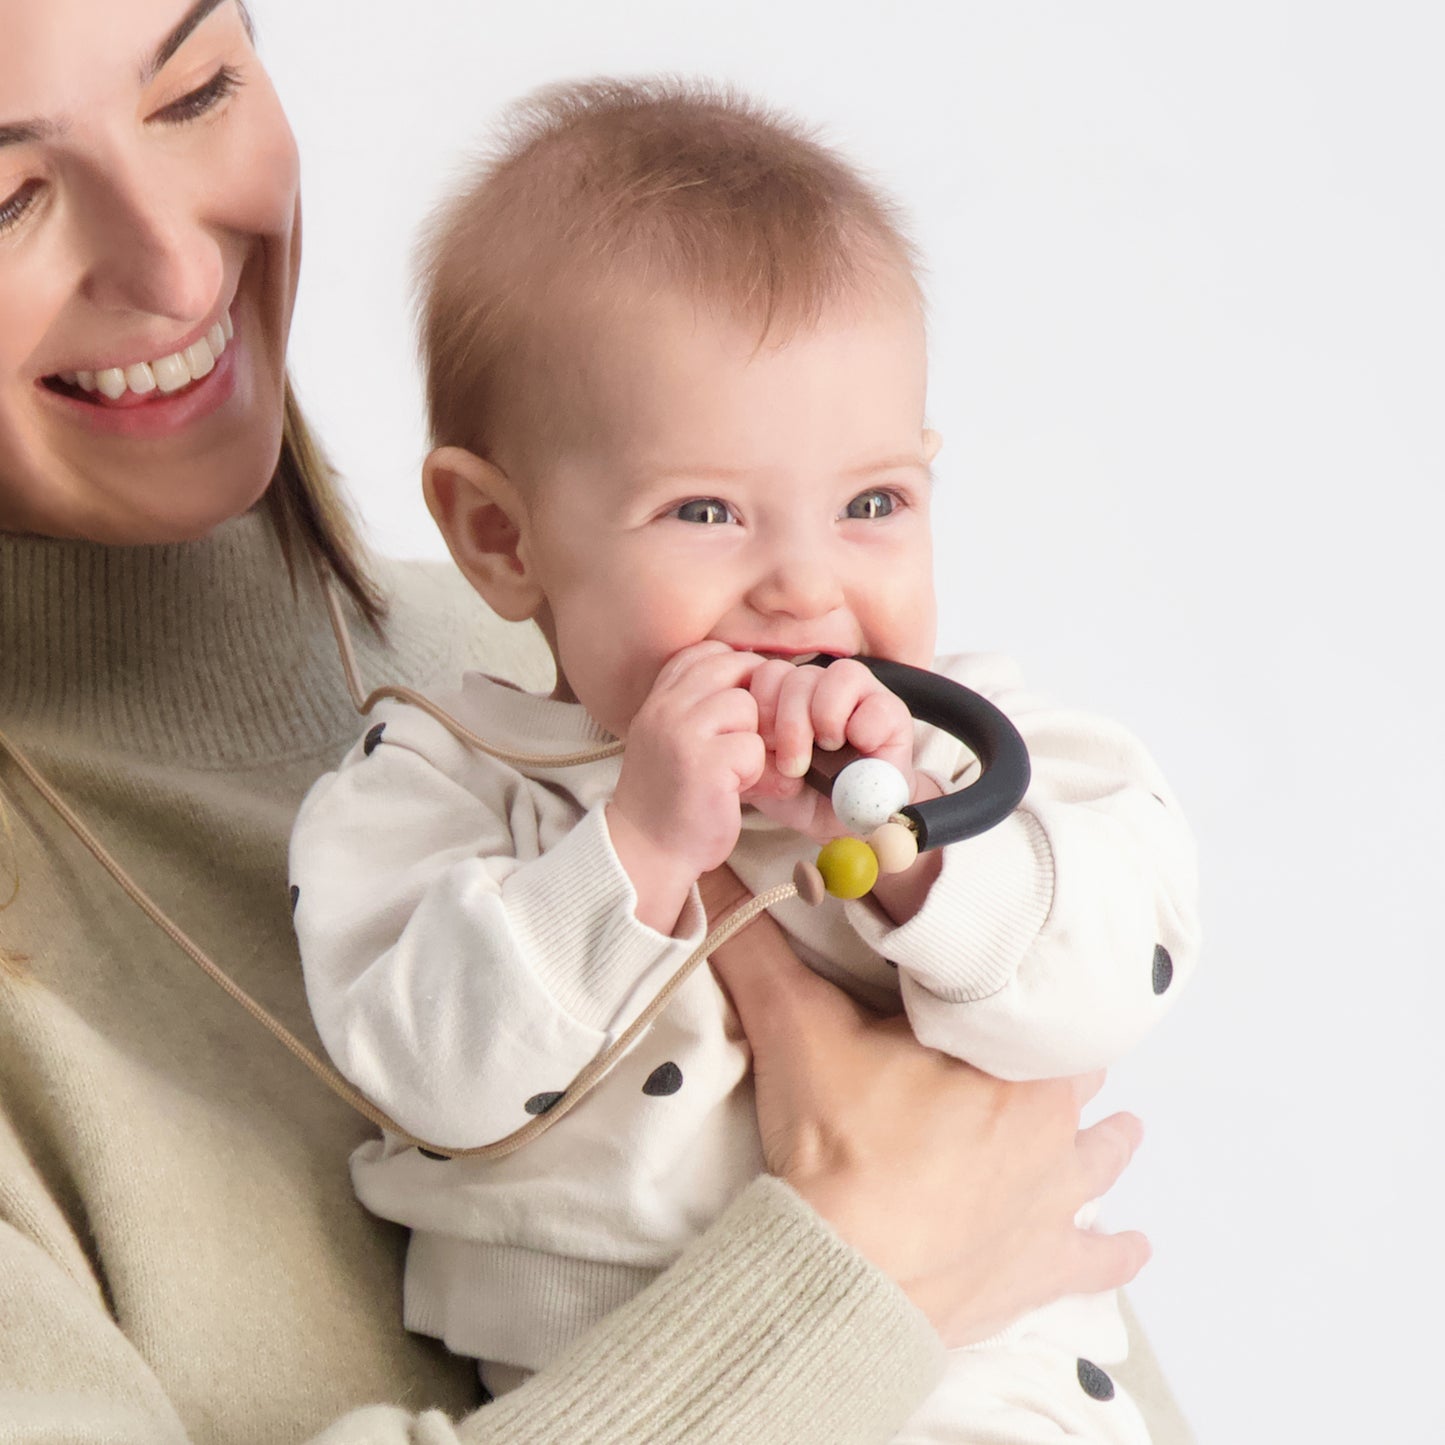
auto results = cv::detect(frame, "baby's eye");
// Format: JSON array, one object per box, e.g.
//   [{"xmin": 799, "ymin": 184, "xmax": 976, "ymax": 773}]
[
  {"xmin": 844, "ymin": 489, "xmax": 896, "ymax": 521},
  {"xmin": 673, "ymin": 498, "xmax": 735, "ymax": 525}
]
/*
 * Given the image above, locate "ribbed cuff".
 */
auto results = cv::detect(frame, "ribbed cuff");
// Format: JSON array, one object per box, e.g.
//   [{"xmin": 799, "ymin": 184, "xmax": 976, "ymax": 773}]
[
  {"xmin": 463, "ymin": 1176, "xmax": 945, "ymax": 1445},
  {"xmin": 846, "ymin": 809, "xmax": 1055, "ymax": 1001},
  {"xmin": 504, "ymin": 806, "xmax": 706, "ymax": 1031}
]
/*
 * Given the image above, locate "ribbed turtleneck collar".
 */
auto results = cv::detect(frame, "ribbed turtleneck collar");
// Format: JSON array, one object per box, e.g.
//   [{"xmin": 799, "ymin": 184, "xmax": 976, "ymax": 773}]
[{"xmin": 0, "ymin": 511, "xmax": 415, "ymax": 769}]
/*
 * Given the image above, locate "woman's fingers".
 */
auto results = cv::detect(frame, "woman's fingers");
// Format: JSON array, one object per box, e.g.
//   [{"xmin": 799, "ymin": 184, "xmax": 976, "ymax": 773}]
[
  {"xmin": 1072, "ymin": 1228, "xmax": 1153, "ymax": 1297},
  {"xmin": 1070, "ymin": 1068, "xmax": 1108, "ymax": 1109},
  {"xmin": 1075, "ymin": 1111, "xmax": 1145, "ymax": 1198}
]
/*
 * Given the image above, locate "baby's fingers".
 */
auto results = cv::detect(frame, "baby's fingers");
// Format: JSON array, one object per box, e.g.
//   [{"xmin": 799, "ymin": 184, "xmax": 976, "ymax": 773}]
[
  {"xmin": 771, "ymin": 665, "xmax": 826, "ymax": 779},
  {"xmin": 714, "ymin": 730, "xmax": 767, "ymax": 792},
  {"xmin": 843, "ymin": 689, "xmax": 914, "ymax": 767},
  {"xmin": 656, "ymin": 644, "xmax": 765, "ymax": 707},
  {"xmin": 808, "ymin": 660, "xmax": 905, "ymax": 756},
  {"xmin": 748, "ymin": 659, "xmax": 797, "ymax": 750}
]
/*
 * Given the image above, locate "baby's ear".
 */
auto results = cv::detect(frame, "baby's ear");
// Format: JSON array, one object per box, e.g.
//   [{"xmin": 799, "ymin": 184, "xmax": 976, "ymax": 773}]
[
  {"xmin": 922, "ymin": 429, "xmax": 943, "ymax": 464},
  {"xmin": 423, "ymin": 447, "xmax": 544, "ymax": 623}
]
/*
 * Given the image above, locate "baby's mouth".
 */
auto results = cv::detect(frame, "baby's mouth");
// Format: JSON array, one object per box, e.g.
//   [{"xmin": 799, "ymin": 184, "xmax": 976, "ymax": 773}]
[
  {"xmin": 753, "ymin": 651, "xmax": 839, "ymax": 666},
  {"xmin": 41, "ymin": 310, "xmax": 234, "ymax": 407}
]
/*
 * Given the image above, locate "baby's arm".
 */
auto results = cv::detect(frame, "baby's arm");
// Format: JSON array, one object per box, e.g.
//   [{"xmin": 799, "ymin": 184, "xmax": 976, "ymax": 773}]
[
  {"xmin": 289, "ymin": 699, "xmax": 708, "ymax": 1150},
  {"xmin": 846, "ymin": 654, "xmax": 1200, "ymax": 1080}
]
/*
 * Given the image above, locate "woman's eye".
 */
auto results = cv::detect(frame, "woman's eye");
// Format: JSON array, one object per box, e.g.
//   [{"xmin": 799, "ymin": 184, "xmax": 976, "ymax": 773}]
[
  {"xmin": 0, "ymin": 179, "xmax": 42, "ymax": 236},
  {"xmin": 844, "ymin": 488, "xmax": 896, "ymax": 521},
  {"xmin": 152, "ymin": 65, "xmax": 244, "ymax": 126},
  {"xmin": 674, "ymin": 498, "xmax": 734, "ymax": 525}
]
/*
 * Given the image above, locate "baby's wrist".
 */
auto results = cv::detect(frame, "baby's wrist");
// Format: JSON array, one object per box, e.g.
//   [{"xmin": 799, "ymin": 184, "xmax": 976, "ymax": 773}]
[{"xmin": 605, "ymin": 802, "xmax": 698, "ymax": 935}]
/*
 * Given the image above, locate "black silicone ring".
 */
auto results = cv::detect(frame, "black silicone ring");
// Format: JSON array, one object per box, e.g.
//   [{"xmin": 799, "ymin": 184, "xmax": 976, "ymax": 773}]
[{"xmin": 811, "ymin": 656, "xmax": 1031, "ymax": 851}]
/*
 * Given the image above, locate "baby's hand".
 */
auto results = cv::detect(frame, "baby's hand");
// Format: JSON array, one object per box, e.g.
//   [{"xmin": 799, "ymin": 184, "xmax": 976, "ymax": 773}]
[
  {"xmin": 610, "ymin": 642, "xmax": 766, "ymax": 894},
  {"xmin": 744, "ymin": 658, "xmax": 916, "ymax": 842}
]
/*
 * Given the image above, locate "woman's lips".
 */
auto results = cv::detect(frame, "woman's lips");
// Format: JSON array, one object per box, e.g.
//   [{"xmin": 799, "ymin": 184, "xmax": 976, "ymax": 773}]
[
  {"xmin": 44, "ymin": 309, "xmax": 235, "ymax": 404},
  {"xmin": 38, "ymin": 336, "xmax": 240, "ymax": 441}
]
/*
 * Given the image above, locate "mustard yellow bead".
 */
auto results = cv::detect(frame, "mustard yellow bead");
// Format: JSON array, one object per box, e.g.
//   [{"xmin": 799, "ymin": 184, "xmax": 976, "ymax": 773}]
[{"xmin": 815, "ymin": 837, "xmax": 879, "ymax": 900}]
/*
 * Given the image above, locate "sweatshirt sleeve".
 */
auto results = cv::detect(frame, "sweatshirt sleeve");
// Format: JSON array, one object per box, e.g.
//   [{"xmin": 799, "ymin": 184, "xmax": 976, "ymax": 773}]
[
  {"xmin": 287, "ymin": 704, "xmax": 706, "ymax": 1149},
  {"xmin": 845, "ymin": 654, "xmax": 1200, "ymax": 1079}
]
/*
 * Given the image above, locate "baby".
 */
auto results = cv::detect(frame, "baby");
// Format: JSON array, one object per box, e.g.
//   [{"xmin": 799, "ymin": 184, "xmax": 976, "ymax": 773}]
[{"xmin": 290, "ymin": 78, "xmax": 1199, "ymax": 1442}]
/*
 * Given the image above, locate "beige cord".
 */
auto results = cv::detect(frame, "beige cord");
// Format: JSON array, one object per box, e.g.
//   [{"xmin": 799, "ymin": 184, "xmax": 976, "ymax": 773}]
[
  {"xmin": 0, "ymin": 580, "xmax": 798, "ymax": 1161},
  {"xmin": 321, "ymin": 580, "xmax": 624, "ymax": 770},
  {"xmin": 0, "ymin": 788, "xmax": 18, "ymax": 912}
]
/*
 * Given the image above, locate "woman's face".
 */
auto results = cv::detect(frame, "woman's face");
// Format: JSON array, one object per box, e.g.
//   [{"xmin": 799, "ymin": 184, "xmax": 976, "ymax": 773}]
[{"xmin": 0, "ymin": 0, "xmax": 300, "ymax": 542}]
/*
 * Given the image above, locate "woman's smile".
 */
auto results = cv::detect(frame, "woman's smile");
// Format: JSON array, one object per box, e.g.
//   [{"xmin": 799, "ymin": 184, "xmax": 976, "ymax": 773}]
[
  {"xmin": 43, "ymin": 307, "xmax": 234, "ymax": 404},
  {"xmin": 38, "ymin": 313, "xmax": 241, "ymax": 440}
]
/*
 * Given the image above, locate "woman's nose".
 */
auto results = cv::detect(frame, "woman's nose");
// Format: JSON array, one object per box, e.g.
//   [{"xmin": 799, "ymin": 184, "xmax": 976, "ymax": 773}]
[{"xmin": 73, "ymin": 162, "xmax": 223, "ymax": 322}]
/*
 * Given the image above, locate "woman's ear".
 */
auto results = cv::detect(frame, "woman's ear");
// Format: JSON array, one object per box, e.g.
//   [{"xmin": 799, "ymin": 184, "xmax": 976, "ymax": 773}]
[{"xmin": 423, "ymin": 447, "xmax": 544, "ymax": 622}]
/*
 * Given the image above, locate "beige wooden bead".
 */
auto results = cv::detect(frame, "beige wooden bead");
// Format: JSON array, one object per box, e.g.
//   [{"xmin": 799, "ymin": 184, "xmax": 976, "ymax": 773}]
[
  {"xmin": 792, "ymin": 859, "xmax": 827, "ymax": 906},
  {"xmin": 867, "ymin": 821, "xmax": 919, "ymax": 874}
]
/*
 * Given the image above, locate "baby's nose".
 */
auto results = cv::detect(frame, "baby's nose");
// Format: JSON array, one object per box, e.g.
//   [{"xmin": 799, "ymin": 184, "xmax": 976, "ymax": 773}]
[{"xmin": 745, "ymin": 546, "xmax": 844, "ymax": 620}]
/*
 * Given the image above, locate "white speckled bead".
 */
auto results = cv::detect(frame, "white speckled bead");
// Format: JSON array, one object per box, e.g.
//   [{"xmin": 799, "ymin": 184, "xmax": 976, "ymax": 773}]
[{"xmin": 831, "ymin": 758, "xmax": 912, "ymax": 835}]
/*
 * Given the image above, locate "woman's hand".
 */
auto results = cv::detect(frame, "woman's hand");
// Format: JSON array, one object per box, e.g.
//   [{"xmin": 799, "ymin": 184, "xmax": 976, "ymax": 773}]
[{"xmin": 700, "ymin": 865, "xmax": 1151, "ymax": 1349}]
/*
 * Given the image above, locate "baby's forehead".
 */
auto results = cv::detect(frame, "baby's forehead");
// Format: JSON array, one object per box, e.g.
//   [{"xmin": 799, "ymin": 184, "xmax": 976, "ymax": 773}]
[
  {"xmin": 540, "ymin": 271, "xmax": 920, "ymax": 387},
  {"xmin": 528, "ymin": 265, "xmax": 926, "ymax": 377},
  {"xmin": 510, "ymin": 277, "xmax": 930, "ymax": 487}
]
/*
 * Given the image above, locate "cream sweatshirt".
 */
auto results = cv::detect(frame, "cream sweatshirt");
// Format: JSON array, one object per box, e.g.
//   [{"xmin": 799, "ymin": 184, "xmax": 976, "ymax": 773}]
[{"xmin": 290, "ymin": 663, "xmax": 1197, "ymax": 1374}]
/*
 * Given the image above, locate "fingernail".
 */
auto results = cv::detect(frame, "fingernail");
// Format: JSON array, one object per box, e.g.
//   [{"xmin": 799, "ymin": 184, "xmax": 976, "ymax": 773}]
[{"xmin": 779, "ymin": 755, "xmax": 808, "ymax": 778}]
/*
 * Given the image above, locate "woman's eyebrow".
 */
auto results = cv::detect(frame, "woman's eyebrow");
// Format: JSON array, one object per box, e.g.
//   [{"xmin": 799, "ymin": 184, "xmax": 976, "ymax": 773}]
[
  {"xmin": 143, "ymin": 0, "xmax": 235, "ymax": 83},
  {"xmin": 0, "ymin": 119, "xmax": 64, "ymax": 150},
  {"xmin": 0, "ymin": 1, "xmax": 242, "ymax": 147}
]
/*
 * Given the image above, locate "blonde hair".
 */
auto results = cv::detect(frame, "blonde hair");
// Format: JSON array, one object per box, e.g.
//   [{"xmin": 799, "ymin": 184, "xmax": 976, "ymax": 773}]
[
  {"xmin": 417, "ymin": 76, "xmax": 921, "ymax": 463},
  {"xmin": 265, "ymin": 379, "xmax": 385, "ymax": 629}
]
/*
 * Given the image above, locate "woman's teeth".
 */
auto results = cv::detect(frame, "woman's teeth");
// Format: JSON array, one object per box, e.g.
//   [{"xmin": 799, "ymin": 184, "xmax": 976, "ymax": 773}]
[{"xmin": 59, "ymin": 311, "xmax": 234, "ymax": 401}]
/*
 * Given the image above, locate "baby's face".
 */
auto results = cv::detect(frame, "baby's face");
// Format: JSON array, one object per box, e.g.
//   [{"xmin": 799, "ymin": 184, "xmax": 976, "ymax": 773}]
[{"xmin": 520, "ymin": 286, "xmax": 937, "ymax": 739}]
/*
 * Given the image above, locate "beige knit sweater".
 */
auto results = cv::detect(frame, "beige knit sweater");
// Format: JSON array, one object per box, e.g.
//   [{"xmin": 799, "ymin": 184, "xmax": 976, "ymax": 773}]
[{"xmin": 0, "ymin": 513, "xmax": 1192, "ymax": 1444}]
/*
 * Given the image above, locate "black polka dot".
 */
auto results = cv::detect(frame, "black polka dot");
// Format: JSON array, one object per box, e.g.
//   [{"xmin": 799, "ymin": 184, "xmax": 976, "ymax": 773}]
[
  {"xmin": 1152, "ymin": 944, "xmax": 1174, "ymax": 995},
  {"xmin": 525, "ymin": 1091, "xmax": 564, "ymax": 1116},
  {"xmin": 642, "ymin": 1062, "xmax": 683, "ymax": 1096},
  {"xmin": 1077, "ymin": 1358, "xmax": 1115, "ymax": 1401},
  {"xmin": 289, "ymin": 884, "xmax": 300, "ymax": 915},
  {"xmin": 364, "ymin": 723, "xmax": 387, "ymax": 756},
  {"xmin": 418, "ymin": 1148, "xmax": 448, "ymax": 1161}
]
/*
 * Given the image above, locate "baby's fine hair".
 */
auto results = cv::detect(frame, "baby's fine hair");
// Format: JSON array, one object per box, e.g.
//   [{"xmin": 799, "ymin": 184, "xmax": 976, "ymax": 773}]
[{"xmin": 417, "ymin": 76, "xmax": 921, "ymax": 462}]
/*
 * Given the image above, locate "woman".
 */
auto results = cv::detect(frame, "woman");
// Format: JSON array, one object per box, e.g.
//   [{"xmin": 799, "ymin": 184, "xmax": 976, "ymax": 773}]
[{"xmin": 0, "ymin": 2, "xmax": 1181, "ymax": 1440}]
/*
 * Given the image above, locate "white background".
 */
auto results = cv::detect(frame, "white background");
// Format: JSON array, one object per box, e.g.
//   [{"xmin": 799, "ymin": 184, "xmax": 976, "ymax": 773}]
[{"xmin": 255, "ymin": 3, "xmax": 1445, "ymax": 1440}]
